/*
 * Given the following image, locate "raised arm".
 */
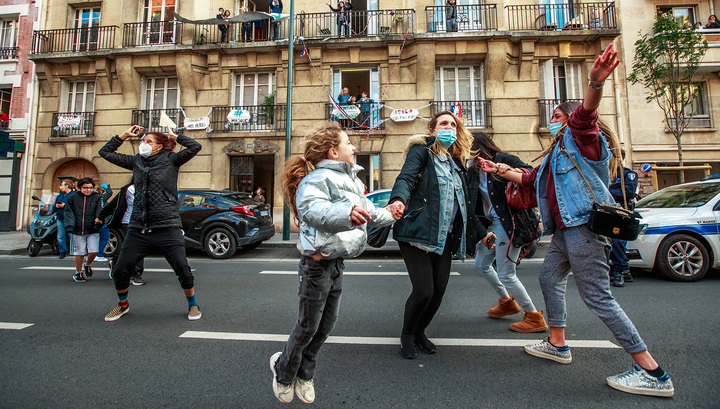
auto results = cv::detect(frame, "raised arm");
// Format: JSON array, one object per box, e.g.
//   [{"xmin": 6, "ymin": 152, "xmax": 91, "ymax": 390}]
[
  {"xmin": 99, "ymin": 126, "xmax": 142, "ymax": 171},
  {"xmin": 168, "ymin": 128, "xmax": 202, "ymax": 167},
  {"xmin": 584, "ymin": 43, "xmax": 620, "ymax": 112}
]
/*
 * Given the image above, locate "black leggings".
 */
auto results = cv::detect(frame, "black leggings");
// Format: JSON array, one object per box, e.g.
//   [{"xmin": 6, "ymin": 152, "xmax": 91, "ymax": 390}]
[
  {"xmin": 399, "ymin": 241, "xmax": 453, "ymax": 335},
  {"xmin": 111, "ymin": 224, "xmax": 144, "ymax": 277},
  {"xmin": 113, "ymin": 227, "xmax": 194, "ymax": 291}
]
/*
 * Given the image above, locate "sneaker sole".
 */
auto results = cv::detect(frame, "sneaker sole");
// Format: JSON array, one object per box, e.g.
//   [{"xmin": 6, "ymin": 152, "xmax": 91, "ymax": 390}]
[
  {"xmin": 510, "ymin": 324, "xmax": 549, "ymax": 333},
  {"xmin": 188, "ymin": 312, "xmax": 202, "ymax": 321},
  {"xmin": 104, "ymin": 308, "xmax": 129, "ymax": 322},
  {"xmin": 131, "ymin": 281, "xmax": 145, "ymax": 286},
  {"xmin": 606, "ymin": 379, "xmax": 674, "ymax": 397},
  {"xmin": 270, "ymin": 352, "xmax": 294, "ymax": 403},
  {"xmin": 524, "ymin": 346, "xmax": 572, "ymax": 364},
  {"xmin": 72, "ymin": 276, "xmax": 87, "ymax": 283}
]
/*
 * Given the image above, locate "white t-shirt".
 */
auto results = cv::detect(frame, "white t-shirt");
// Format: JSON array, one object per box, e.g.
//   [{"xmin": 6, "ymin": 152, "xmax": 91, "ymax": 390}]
[{"xmin": 122, "ymin": 185, "xmax": 135, "ymax": 225}]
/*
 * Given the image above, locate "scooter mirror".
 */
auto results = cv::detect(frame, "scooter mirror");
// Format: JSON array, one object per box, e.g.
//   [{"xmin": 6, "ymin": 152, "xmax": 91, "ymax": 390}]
[{"xmin": 32, "ymin": 196, "xmax": 40, "ymax": 201}]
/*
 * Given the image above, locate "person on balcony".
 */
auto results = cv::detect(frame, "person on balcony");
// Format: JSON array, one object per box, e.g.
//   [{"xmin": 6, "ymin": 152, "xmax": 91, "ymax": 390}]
[
  {"xmin": 217, "ymin": 8, "xmax": 228, "ymax": 43},
  {"xmin": 241, "ymin": 6, "xmax": 253, "ymax": 42},
  {"xmin": 358, "ymin": 91, "xmax": 374, "ymax": 129},
  {"xmin": 327, "ymin": 1, "xmax": 353, "ymax": 37},
  {"xmin": 269, "ymin": 0, "xmax": 283, "ymax": 40},
  {"xmin": 446, "ymin": 0, "xmax": 458, "ymax": 32},
  {"xmin": 223, "ymin": 9, "xmax": 233, "ymax": 42},
  {"xmin": 707, "ymin": 15, "xmax": 720, "ymax": 28}
]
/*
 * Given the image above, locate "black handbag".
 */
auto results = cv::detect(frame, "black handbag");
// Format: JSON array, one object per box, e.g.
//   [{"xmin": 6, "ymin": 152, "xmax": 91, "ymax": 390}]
[
  {"xmin": 560, "ymin": 144, "xmax": 642, "ymax": 241},
  {"xmin": 366, "ymin": 225, "xmax": 391, "ymax": 248}
]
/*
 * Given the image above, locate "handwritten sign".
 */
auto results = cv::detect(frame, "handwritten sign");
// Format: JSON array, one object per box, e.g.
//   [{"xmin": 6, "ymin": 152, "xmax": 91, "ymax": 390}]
[
  {"xmin": 184, "ymin": 116, "xmax": 211, "ymax": 130},
  {"xmin": 390, "ymin": 109, "xmax": 419, "ymax": 122},
  {"xmin": 332, "ymin": 105, "xmax": 360, "ymax": 120},
  {"xmin": 227, "ymin": 109, "xmax": 251, "ymax": 124},
  {"xmin": 57, "ymin": 115, "xmax": 83, "ymax": 129}
]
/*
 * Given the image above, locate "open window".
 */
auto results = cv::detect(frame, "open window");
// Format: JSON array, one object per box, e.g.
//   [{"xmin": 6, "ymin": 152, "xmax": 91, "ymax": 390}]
[
  {"xmin": 657, "ymin": 6, "xmax": 696, "ymax": 28},
  {"xmin": 538, "ymin": 59, "xmax": 583, "ymax": 127},
  {"xmin": 331, "ymin": 67, "xmax": 382, "ymax": 130}
]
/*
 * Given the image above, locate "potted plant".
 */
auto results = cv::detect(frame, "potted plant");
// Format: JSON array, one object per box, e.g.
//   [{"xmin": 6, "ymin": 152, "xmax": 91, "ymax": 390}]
[{"xmin": 262, "ymin": 93, "xmax": 275, "ymax": 128}]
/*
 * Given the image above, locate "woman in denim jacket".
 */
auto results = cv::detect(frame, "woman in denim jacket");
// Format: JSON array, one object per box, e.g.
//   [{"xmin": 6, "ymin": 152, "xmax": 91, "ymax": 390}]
[{"xmin": 480, "ymin": 44, "xmax": 674, "ymax": 398}]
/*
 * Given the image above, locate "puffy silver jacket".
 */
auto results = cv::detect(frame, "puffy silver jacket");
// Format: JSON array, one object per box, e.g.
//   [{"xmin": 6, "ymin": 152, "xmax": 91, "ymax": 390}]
[{"xmin": 296, "ymin": 160, "xmax": 395, "ymax": 259}]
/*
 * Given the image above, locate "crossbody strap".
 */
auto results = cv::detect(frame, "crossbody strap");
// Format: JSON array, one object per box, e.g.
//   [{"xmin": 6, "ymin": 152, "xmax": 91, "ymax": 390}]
[{"xmin": 558, "ymin": 137, "xmax": 599, "ymax": 204}]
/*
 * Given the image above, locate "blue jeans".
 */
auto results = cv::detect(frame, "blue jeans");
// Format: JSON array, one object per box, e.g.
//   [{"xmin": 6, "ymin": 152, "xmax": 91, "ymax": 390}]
[
  {"xmin": 98, "ymin": 227, "xmax": 109, "ymax": 257},
  {"xmin": 276, "ymin": 256, "xmax": 344, "ymax": 385},
  {"xmin": 475, "ymin": 217, "xmax": 536, "ymax": 312},
  {"xmin": 338, "ymin": 22, "xmax": 349, "ymax": 37},
  {"xmin": 272, "ymin": 23, "xmax": 279, "ymax": 40},
  {"xmin": 540, "ymin": 224, "xmax": 647, "ymax": 353},
  {"xmin": 610, "ymin": 238, "xmax": 629, "ymax": 272},
  {"xmin": 57, "ymin": 218, "xmax": 67, "ymax": 254}
]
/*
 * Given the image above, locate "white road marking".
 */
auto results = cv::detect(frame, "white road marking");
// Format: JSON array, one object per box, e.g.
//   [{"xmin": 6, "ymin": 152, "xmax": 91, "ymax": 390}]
[
  {"xmin": 0, "ymin": 322, "xmax": 34, "ymax": 330},
  {"xmin": 179, "ymin": 331, "xmax": 620, "ymax": 349},
  {"xmin": 259, "ymin": 271, "xmax": 461, "ymax": 276},
  {"xmin": 21, "ymin": 266, "xmax": 191, "ymax": 273}
]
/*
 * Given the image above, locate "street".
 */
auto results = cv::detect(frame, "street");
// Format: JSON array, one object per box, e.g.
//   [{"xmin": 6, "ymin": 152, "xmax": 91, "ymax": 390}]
[{"xmin": 0, "ymin": 248, "xmax": 718, "ymax": 408}]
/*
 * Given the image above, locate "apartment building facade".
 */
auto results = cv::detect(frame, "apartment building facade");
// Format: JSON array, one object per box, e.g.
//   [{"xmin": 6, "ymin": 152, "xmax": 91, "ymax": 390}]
[{"xmin": 28, "ymin": 0, "xmax": 622, "ymax": 230}]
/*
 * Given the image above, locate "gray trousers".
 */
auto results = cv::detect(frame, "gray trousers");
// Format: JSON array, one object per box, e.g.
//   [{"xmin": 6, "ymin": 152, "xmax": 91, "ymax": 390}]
[{"xmin": 540, "ymin": 224, "xmax": 647, "ymax": 353}]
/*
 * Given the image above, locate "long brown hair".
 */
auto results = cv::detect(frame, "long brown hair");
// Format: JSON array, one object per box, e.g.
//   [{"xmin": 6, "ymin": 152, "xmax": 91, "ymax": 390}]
[
  {"xmin": 282, "ymin": 122, "xmax": 344, "ymax": 222},
  {"xmin": 470, "ymin": 132, "xmax": 503, "ymax": 168},
  {"xmin": 427, "ymin": 111, "xmax": 471, "ymax": 160}
]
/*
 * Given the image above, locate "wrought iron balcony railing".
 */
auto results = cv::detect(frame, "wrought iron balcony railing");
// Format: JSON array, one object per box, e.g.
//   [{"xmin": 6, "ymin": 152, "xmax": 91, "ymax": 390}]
[
  {"xmin": 425, "ymin": 5, "xmax": 498, "ymax": 33},
  {"xmin": 297, "ymin": 10, "xmax": 414, "ymax": 40},
  {"xmin": 132, "ymin": 108, "xmax": 183, "ymax": 134},
  {"xmin": 0, "ymin": 119, "xmax": 9, "ymax": 130},
  {"xmin": 123, "ymin": 21, "xmax": 183, "ymax": 47},
  {"xmin": 211, "ymin": 105, "xmax": 287, "ymax": 132},
  {"xmin": 538, "ymin": 99, "xmax": 583, "ymax": 128},
  {"xmin": 506, "ymin": 2, "xmax": 617, "ymax": 31},
  {"xmin": 51, "ymin": 112, "xmax": 96, "ymax": 137},
  {"xmin": 31, "ymin": 26, "xmax": 117, "ymax": 54},
  {"xmin": 0, "ymin": 47, "xmax": 18, "ymax": 59},
  {"xmin": 325, "ymin": 102, "xmax": 386, "ymax": 131},
  {"xmin": 193, "ymin": 19, "xmax": 279, "ymax": 43},
  {"xmin": 432, "ymin": 100, "xmax": 492, "ymax": 128}
]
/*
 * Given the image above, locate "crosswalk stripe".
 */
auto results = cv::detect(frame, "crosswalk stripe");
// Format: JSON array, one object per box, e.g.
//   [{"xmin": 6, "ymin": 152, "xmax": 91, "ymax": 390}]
[
  {"xmin": 0, "ymin": 322, "xmax": 34, "ymax": 330},
  {"xmin": 179, "ymin": 331, "xmax": 620, "ymax": 348},
  {"xmin": 259, "ymin": 271, "xmax": 460, "ymax": 276},
  {"xmin": 21, "ymin": 266, "xmax": 187, "ymax": 273}
]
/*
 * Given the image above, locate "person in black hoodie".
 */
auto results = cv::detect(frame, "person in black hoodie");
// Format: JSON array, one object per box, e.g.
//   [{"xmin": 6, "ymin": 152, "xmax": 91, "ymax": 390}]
[
  {"xmin": 467, "ymin": 133, "xmax": 547, "ymax": 333},
  {"xmin": 99, "ymin": 125, "xmax": 202, "ymax": 322},
  {"xmin": 99, "ymin": 182, "xmax": 145, "ymax": 285},
  {"xmin": 65, "ymin": 177, "xmax": 103, "ymax": 283}
]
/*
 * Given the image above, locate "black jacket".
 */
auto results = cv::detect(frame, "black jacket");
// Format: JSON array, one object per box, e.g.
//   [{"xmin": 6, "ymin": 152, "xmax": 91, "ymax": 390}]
[
  {"xmin": 99, "ymin": 184, "xmax": 132, "ymax": 229},
  {"xmin": 65, "ymin": 191, "xmax": 102, "ymax": 235},
  {"xmin": 467, "ymin": 152, "xmax": 538, "ymax": 248},
  {"xmin": 609, "ymin": 167, "xmax": 638, "ymax": 209},
  {"xmin": 389, "ymin": 136, "xmax": 486, "ymax": 257},
  {"xmin": 98, "ymin": 134, "xmax": 201, "ymax": 231}
]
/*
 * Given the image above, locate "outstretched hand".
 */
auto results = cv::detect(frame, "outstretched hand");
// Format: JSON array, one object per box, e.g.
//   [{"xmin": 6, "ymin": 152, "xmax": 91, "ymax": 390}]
[
  {"xmin": 477, "ymin": 158, "xmax": 498, "ymax": 174},
  {"xmin": 589, "ymin": 43, "xmax": 620, "ymax": 85}
]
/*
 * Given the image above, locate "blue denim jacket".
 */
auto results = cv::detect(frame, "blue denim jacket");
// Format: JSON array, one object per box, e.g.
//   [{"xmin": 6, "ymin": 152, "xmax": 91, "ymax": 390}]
[
  {"xmin": 410, "ymin": 153, "xmax": 467, "ymax": 259},
  {"xmin": 535, "ymin": 128, "xmax": 615, "ymax": 235}
]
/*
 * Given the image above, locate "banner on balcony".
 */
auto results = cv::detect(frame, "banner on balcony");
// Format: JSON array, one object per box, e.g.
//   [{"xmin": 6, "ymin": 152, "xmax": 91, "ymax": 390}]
[
  {"xmin": 227, "ymin": 109, "xmax": 251, "ymax": 126},
  {"xmin": 390, "ymin": 109, "xmax": 419, "ymax": 122},
  {"xmin": 332, "ymin": 105, "xmax": 360, "ymax": 120},
  {"xmin": 55, "ymin": 114, "xmax": 83, "ymax": 130},
  {"xmin": 176, "ymin": 107, "xmax": 213, "ymax": 132}
]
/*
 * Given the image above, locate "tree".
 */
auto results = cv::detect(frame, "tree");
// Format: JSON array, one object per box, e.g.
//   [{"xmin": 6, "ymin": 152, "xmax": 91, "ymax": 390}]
[{"xmin": 628, "ymin": 12, "xmax": 708, "ymax": 183}]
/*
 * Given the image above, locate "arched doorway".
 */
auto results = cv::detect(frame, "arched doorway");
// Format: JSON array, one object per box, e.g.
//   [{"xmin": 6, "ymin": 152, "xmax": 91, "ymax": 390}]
[{"xmin": 53, "ymin": 159, "xmax": 99, "ymax": 186}]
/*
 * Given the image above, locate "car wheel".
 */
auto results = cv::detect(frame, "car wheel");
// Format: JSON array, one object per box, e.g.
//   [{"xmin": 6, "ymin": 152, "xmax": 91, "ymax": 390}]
[
  {"xmin": 104, "ymin": 229, "xmax": 122, "ymax": 257},
  {"xmin": 522, "ymin": 241, "xmax": 538, "ymax": 259},
  {"xmin": 28, "ymin": 240, "xmax": 42, "ymax": 257},
  {"xmin": 242, "ymin": 242, "xmax": 262, "ymax": 251},
  {"xmin": 655, "ymin": 234, "xmax": 710, "ymax": 282},
  {"xmin": 204, "ymin": 227, "xmax": 237, "ymax": 259}
]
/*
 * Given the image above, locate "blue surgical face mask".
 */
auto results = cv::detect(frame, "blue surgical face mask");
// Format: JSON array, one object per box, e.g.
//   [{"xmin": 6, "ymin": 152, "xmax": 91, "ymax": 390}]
[
  {"xmin": 435, "ymin": 129, "xmax": 457, "ymax": 147},
  {"xmin": 548, "ymin": 121, "xmax": 564, "ymax": 137}
]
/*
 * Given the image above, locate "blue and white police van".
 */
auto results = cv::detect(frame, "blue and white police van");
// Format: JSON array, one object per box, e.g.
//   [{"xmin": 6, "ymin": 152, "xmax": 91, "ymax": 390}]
[{"xmin": 627, "ymin": 179, "xmax": 720, "ymax": 282}]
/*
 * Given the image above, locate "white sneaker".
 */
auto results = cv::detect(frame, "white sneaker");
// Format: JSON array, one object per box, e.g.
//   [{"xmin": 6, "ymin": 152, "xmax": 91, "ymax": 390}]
[
  {"xmin": 295, "ymin": 378, "xmax": 315, "ymax": 403},
  {"xmin": 270, "ymin": 352, "xmax": 294, "ymax": 403},
  {"xmin": 95, "ymin": 256, "xmax": 108, "ymax": 262},
  {"xmin": 607, "ymin": 364, "xmax": 674, "ymax": 397}
]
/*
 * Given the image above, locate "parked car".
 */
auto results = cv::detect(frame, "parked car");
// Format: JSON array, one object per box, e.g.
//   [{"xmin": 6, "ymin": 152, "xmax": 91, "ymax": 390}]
[
  {"xmin": 627, "ymin": 179, "xmax": 720, "ymax": 282},
  {"xmin": 106, "ymin": 190, "xmax": 275, "ymax": 259}
]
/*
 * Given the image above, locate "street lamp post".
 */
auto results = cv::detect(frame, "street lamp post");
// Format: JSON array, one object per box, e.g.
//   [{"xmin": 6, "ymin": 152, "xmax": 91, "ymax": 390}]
[{"xmin": 282, "ymin": 0, "xmax": 295, "ymax": 241}]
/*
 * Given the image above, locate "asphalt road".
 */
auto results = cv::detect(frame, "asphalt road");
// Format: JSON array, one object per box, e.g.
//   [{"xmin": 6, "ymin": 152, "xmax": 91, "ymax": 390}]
[{"xmin": 1, "ymin": 249, "xmax": 718, "ymax": 408}]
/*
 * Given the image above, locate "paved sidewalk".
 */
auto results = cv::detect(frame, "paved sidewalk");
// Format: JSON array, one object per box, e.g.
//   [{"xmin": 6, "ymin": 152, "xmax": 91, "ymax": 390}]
[{"xmin": 0, "ymin": 231, "xmax": 30, "ymax": 255}]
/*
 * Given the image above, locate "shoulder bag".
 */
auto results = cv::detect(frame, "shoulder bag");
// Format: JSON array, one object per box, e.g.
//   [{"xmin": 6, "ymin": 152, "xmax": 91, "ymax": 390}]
[{"xmin": 505, "ymin": 168, "xmax": 537, "ymax": 210}]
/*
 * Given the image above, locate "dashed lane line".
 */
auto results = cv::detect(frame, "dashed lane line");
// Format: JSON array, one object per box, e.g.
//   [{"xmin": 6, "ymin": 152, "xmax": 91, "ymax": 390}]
[
  {"xmin": 259, "ymin": 271, "xmax": 461, "ymax": 276},
  {"xmin": 0, "ymin": 322, "xmax": 34, "ymax": 330},
  {"xmin": 179, "ymin": 331, "xmax": 620, "ymax": 348}
]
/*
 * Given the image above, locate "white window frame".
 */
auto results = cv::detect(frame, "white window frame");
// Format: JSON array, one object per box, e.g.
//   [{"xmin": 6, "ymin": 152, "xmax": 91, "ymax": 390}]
[
  {"xmin": 434, "ymin": 64, "xmax": 486, "ymax": 102},
  {"xmin": 675, "ymin": 82, "xmax": 711, "ymax": 129},
  {"xmin": 657, "ymin": 6, "xmax": 696, "ymax": 27},
  {"xmin": 234, "ymin": 72, "xmax": 276, "ymax": 106},
  {"xmin": 539, "ymin": 59, "xmax": 583, "ymax": 100},
  {"xmin": 0, "ymin": 19, "xmax": 18, "ymax": 49},
  {"xmin": 143, "ymin": 0, "xmax": 176, "ymax": 23},
  {"xmin": 74, "ymin": 7, "xmax": 101, "ymax": 29},
  {"xmin": 142, "ymin": 77, "xmax": 180, "ymax": 110},
  {"xmin": 63, "ymin": 80, "xmax": 96, "ymax": 113}
]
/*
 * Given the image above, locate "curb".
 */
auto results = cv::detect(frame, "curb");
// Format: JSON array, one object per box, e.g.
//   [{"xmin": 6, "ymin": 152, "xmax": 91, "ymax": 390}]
[{"xmin": 0, "ymin": 248, "xmax": 28, "ymax": 255}]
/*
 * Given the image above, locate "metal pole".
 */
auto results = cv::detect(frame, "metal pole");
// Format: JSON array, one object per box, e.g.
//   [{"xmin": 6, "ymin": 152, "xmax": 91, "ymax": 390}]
[{"xmin": 282, "ymin": 1, "xmax": 295, "ymax": 241}]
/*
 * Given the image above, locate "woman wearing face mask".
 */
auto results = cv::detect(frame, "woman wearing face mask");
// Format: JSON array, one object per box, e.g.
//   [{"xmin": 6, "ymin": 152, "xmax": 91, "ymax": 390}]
[
  {"xmin": 99, "ymin": 125, "xmax": 203, "ymax": 322},
  {"xmin": 479, "ymin": 45, "xmax": 674, "ymax": 398},
  {"xmin": 387, "ymin": 111, "xmax": 494, "ymax": 359}
]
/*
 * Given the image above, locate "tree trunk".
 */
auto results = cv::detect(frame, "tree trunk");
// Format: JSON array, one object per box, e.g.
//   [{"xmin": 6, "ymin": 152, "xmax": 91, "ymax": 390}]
[{"xmin": 677, "ymin": 135, "xmax": 685, "ymax": 184}]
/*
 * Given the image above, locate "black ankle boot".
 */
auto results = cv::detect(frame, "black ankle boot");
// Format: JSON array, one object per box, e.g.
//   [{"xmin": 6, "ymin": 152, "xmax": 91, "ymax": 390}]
[
  {"xmin": 623, "ymin": 269, "xmax": 633, "ymax": 283},
  {"xmin": 613, "ymin": 271, "xmax": 625, "ymax": 287},
  {"xmin": 413, "ymin": 332, "xmax": 437, "ymax": 354},
  {"xmin": 400, "ymin": 333, "xmax": 417, "ymax": 359}
]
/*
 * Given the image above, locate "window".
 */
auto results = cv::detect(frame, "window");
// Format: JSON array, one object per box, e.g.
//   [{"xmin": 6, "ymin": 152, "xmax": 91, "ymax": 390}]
[
  {"xmin": 73, "ymin": 8, "xmax": 101, "ymax": 51},
  {"xmin": 74, "ymin": 7, "xmax": 101, "ymax": 29},
  {"xmin": 657, "ymin": 6, "xmax": 696, "ymax": 28},
  {"xmin": 434, "ymin": 65, "xmax": 488, "ymax": 127},
  {"xmin": 0, "ymin": 19, "xmax": 18, "ymax": 49},
  {"xmin": 144, "ymin": 0, "xmax": 176, "ymax": 23},
  {"xmin": 65, "ymin": 81, "xmax": 96, "ymax": 112},
  {"xmin": 539, "ymin": 60, "xmax": 583, "ymax": 101},
  {"xmin": 144, "ymin": 77, "xmax": 179, "ymax": 110},
  {"xmin": 235, "ymin": 73, "xmax": 275, "ymax": 105},
  {"xmin": 356, "ymin": 154, "xmax": 380, "ymax": 192},
  {"xmin": 668, "ymin": 82, "xmax": 711, "ymax": 129},
  {"xmin": 180, "ymin": 194, "xmax": 213, "ymax": 208}
]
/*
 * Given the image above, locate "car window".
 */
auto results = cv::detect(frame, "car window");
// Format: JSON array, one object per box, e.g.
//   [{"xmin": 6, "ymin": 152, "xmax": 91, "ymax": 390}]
[
  {"xmin": 222, "ymin": 193, "xmax": 262, "ymax": 206},
  {"xmin": 367, "ymin": 191, "xmax": 391, "ymax": 208},
  {"xmin": 181, "ymin": 194, "xmax": 212, "ymax": 208},
  {"xmin": 636, "ymin": 183, "xmax": 720, "ymax": 208}
]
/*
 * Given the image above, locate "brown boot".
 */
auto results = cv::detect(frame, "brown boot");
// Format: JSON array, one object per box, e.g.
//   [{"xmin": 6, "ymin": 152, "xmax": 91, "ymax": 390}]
[
  {"xmin": 510, "ymin": 311, "xmax": 549, "ymax": 333},
  {"xmin": 487, "ymin": 296, "xmax": 521, "ymax": 318}
]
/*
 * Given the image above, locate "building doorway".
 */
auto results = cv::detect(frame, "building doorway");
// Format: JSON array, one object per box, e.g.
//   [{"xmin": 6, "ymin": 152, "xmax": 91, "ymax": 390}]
[
  {"xmin": 52, "ymin": 159, "xmax": 100, "ymax": 187},
  {"xmin": 356, "ymin": 153, "xmax": 380, "ymax": 192},
  {"xmin": 0, "ymin": 131, "xmax": 20, "ymax": 231},
  {"xmin": 229, "ymin": 155, "xmax": 274, "ymax": 207}
]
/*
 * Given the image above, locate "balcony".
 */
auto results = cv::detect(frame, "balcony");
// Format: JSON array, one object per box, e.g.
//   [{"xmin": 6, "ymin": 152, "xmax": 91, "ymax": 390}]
[
  {"xmin": 211, "ymin": 105, "xmax": 287, "ymax": 132},
  {"xmin": 51, "ymin": 112, "xmax": 95, "ymax": 137},
  {"xmin": 0, "ymin": 47, "xmax": 18, "ymax": 59},
  {"xmin": 193, "ymin": 21, "xmax": 275, "ymax": 44},
  {"xmin": 432, "ymin": 100, "xmax": 492, "ymax": 128},
  {"xmin": 538, "ymin": 99, "xmax": 582, "ymax": 128},
  {"xmin": 297, "ymin": 10, "xmax": 414, "ymax": 40},
  {"xmin": 123, "ymin": 22, "xmax": 183, "ymax": 47},
  {"xmin": 325, "ymin": 102, "xmax": 386, "ymax": 131},
  {"xmin": 131, "ymin": 108, "xmax": 183, "ymax": 134},
  {"xmin": 425, "ymin": 5, "xmax": 498, "ymax": 33},
  {"xmin": 31, "ymin": 26, "xmax": 117, "ymax": 54},
  {"xmin": 0, "ymin": 119, "xmax": 8, "ymax": 130},
  {"xmin": 506, "ymin": 2, "xmax": 616, "ymax": 31}
]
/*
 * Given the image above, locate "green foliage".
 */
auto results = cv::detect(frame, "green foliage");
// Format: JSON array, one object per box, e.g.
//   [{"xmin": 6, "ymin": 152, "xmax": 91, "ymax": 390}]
[{"xmin": 262, "ymin": 93, "xmax": 275, "ymax": 123}]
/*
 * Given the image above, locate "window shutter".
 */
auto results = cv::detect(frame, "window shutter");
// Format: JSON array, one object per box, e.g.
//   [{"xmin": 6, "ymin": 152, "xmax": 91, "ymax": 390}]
[
  {"xmin": 539, "ymin": 59, "xmax": 554, "ymax": 99},
  {"xmin": 565, "ymin": 61, "xmax": 583, "ymax": 99}
]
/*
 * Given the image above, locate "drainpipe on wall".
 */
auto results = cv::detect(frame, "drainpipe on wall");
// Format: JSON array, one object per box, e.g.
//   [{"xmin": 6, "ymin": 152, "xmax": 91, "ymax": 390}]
[{"xmin": 612, "ymin": 69, "xmax": 625, "ymax": 147}]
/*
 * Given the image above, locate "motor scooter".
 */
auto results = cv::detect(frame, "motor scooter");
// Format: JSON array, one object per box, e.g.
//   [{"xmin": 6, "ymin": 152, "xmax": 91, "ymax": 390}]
[{"xmin": 27, "ymin": 194, "xmax": 60, "ymax": 257}]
